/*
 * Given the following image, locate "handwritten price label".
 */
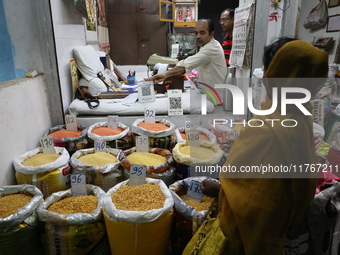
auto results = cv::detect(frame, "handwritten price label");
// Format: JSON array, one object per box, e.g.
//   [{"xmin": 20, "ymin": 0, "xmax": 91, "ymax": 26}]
[
  {"xmin": 40, "ymin": 136, "xmax": 56, "ymax": 154},
  {"xmin": 184, "ymin": 121, "xmax": 195, "ymax": 132},
  {"xmin": 94, "ymin": 141, "xmax": 106, "ymax": 152},
  {"xmin": 65, "ymin": 114, "xmax": 78, "ymax": 132},
  {"xmin": 186, "ymin": 180, "xmax": 204, "ymax": 202},
  {"xmin": 129, "ymin": 164, "xmax": 146, "ymax": 186},
  {"xmin": 136, "ymin": 135, "xmax": 149, "ymax": 153},
  {"xmin": 186, "ymin": 130, "xmax": 200, "ymax": 147},
  {"xmin": 107, "ymin": 115, "xmax": 118, "ymax": 129},
  {"xmin": 71, "ymin": 173, "xmax": 87, "ymax": 196},
  {"xmin": 144, "ymin": 109, "xmax": 155, "ymax": 123}
]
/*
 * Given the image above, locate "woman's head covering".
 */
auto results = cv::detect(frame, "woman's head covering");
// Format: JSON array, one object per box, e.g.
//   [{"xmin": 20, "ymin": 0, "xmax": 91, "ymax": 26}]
[{"xmin": 264, "ymin": 40, "xmax": 328, "ymax": 98}]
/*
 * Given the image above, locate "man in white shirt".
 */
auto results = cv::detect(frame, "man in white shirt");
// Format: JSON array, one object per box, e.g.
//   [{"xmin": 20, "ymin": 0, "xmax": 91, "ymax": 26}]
[{"xmin": 146, "ymin": 19, "xmax": 227, "ymax": 87}]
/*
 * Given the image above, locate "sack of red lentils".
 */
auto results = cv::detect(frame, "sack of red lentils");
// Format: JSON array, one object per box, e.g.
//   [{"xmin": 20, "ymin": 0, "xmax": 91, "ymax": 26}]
[
  {"xmin": 103, "ymin": 178, "xmax": 174, "ymax": 255},
  {"xmin": 70, "ymin": 148, "xmax": 123, "ymax": 192},
  {"xmin": 131, "ymin": 118, "xmax": 176, "ymax": 138},
  {"xmin": 175, "ymin": 126, "xmax": 217, "ymax": 144},
  {"xmin": 46, "ymin": 124, "xmax": 89, "ymax": 153},
  {"xmin": 13, "ymin": 147, "xmax": 71, "ymax": 199},
  {"xmin": 37, "ymin": 185, "xmax": 110, "ymax": 255},
  {"xmin": 87, "ymin": 121, "xmax": 130, "ymax": 141},
  {"xmin": 0, "ymin": 184, "xmax": 44, "ymax": 255}
]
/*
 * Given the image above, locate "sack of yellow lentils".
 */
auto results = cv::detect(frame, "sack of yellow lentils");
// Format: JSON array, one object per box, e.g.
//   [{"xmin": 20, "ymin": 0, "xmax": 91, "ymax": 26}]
[
  {"xmin": 13, "ymin": 147, "xmax": 71, "ymax": 199},
  {"xmin": 118, "ymin": 147, "xmax": 176, "ymax": 186},
  {"xmin": 45, "ymin": 124, "xmax": 89, "ymax": 154},
  {"xmin": 37, "ymin": 185, "xmax": 110, "ymax": 255},
  {"xmin": 172, "ymin": 141, "xmax": 224, "ymax": 179},
  {"xmin": 175, "ymin": 126, "xmax": 217, "ymax": 144},
  {"xmin": 169, "ymin": 177, "xmax": 219, "ymax": 254},
  {"xmin": 0, "ymin": 184, "xmax": 44, "ymax": 255},
  {"xmin": 103, "ymin": 178, "xmax": 174, "ymax": 255},
  {"xmin": 87, "ymin": 121, "xmax": 133, "ymax": 150},
  {"xmin": 70, "ymin": 148, "xmax": 123, "ymax": 192}
]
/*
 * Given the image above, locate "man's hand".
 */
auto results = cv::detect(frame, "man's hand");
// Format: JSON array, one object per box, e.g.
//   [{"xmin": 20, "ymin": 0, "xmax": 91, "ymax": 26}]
[
  {"xmin": 145, "ymin": 73, "xmax": 167, "ymax": 84},
  {"xmin": 200, "ymin": 179, "xmax": 220, "ymax": 198}
]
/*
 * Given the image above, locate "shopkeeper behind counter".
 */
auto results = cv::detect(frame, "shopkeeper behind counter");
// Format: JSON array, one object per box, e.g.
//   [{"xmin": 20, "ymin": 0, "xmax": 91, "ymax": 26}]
[{"xmin": 146, "ymin": 19, "xmax": 227, "ymax": 87}]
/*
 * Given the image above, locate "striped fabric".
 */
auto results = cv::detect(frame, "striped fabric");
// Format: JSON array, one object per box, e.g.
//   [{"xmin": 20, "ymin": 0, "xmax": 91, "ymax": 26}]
[{"xmin": 222, "ymin": 33, "xmax": 232, "ymax": 66}]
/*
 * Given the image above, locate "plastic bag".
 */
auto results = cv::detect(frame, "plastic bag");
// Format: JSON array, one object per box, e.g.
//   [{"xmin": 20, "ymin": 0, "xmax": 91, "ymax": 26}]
[
  {"xmin": 303, "ymin": 0, "xmax": 328, "ymax": 29},
  {"xmin": 182, "ymin": 216, "xmax": 227, "ymax": 255}
]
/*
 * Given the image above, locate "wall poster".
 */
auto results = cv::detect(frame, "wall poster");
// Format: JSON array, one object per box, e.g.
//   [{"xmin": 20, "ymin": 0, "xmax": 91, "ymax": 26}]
[{"xmin": 229, "ymin": 3, "xmax": 255, "ymax": 68}]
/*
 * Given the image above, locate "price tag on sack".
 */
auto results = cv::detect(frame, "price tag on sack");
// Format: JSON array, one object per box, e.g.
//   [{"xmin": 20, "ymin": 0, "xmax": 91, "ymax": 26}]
[
  {"xmin": 107, "ymin": 115, "xmax": 119, "ymax": 129},
  {"xmin": 184, "ymin": 121, "xmax": 195, "ymax": 132},
  {"xmin": 71, "ymin": 173, "xmax": 87, "ymax": 197},
  {"xmin": 186, "ymin": 130, "xmax": 200, "ymax": 147},
  {"xmin": 167, "ymin": 90, "xmax": 183, "ymax": 116},
  {"xmin": 136, "ymin": 135, "xmax": 149, "ymax": 153},
  {"xmin": 94, "ymin": 140, "xmax": 106, "ymax": 152},
  {"xmin": 65, "ymin": 114, "xmax": 78, "ymax": 132},
  {"xmin": 40, "ymin": 136, "xmax": 56, "ymax": 154},
  {"xmin": 138, "ymin": 81, "xmax": 155, "ymax": 103},
  {"xmin": 144, "ymin": 109, "xmax": 155, "ymax": 124},
  {"xmin": 186, "ymin": 180, "xmax": 204, "ymax": 202},
  {"xmin": 129, "ymin": 164, "xmax": 147, "ymax": 186}
]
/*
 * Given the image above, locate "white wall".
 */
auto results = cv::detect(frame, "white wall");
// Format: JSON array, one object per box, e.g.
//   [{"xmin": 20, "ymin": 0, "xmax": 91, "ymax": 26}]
[
  {"xmin": 3, "ymin": 0, "xmax": 44, "ymax": 77},
  {"xmin": 50, "ymin": 0, "xmax": 87, "ymax": 113},
  {"xmin": 299, "ymin": 0, "xmax": 340, "ymax": 64},
  {"xmin": 0, "ymin": 76, "xmax": 52, "ymax": 187}
]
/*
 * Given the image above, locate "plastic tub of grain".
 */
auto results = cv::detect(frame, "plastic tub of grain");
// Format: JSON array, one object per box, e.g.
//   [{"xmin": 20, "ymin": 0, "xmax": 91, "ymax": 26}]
[
  {"xmin": 46, "ymin": 124, "xmax": 89, "ymax": 154},
  {"xmin": 37, "ymin": 185, "xmax": 110, "ymax": 255},
  {"xmin": 131, "ymin": 118, "xmax": 176, "ymax": 149},
  {"xmin": 174, "ymin": 126, "xmax": 217, "ymax": 144},
  {"xmin": 13, "ymin": 147, "xmax": 71, "ymax": 199},
  {"xmin": 0, "ymin": 184, "xmax": 44, "ymax": 255},
  {"xmin": 87, "ymin": 121, "xmax": 132, "ymax": 149},
  {"xmin": 70, "ymin": 148, "xmax": 122, "ymax": 192},
  {"xmin": 172, "ymin": 141, "xmax": 224, "ymax": 179},
  {"xmin": 169, "ymin": 177, "xmax": 219, "ymax": 254},
  {"xmin": 103, "ymin": 178, "xmax": 174, "ymax": 255},
  {"xmin": 118, "ymin": 147, "xmax": 176, "ymax": 186}
]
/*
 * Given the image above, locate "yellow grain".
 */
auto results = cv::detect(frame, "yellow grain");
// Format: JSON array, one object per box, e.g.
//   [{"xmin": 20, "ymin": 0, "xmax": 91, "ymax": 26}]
[
  {"xmin": 78, "ymin": 152, "xmax": 117, "ymax": 166},
  {"xmin": 111, "ymin": 183, "xmax": 165, "ymax": 211},
  {"xmin": 180, "ymin": 195, "xmax": 214, "ymax": 211},
  {"xmin": 47, "ymin": 195, "xmax": 98, "ymax": 214},
  {"xmin": 179, "ymin": 146, "xmax": 216, "ymax": 160},
  {"xmin": 0, "ymin": 194, "xmax": 33, "ymax": 218},
  {"xmin": 22, "ymin": 153, "xmax": 60, "ymax": 167},
  {"xmin": 126, "ymin": 152, "xmax": 166, "ymax": 166}
]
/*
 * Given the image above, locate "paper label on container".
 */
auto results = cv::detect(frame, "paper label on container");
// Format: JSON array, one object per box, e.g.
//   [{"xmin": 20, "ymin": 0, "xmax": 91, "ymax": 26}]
[
  {"xmin": 65, "ymin": 114, "xmax": 78, "ymax": 132},
  {"xmin": 107, "ymin": 115, "xmax": 118, "ymax": 129},
  {"xmin": 129, "ymin": 164, "xmax": 147, "ymax": 186},
  {"xmin": 186, "ymin": 180, "xmax": 204, "ymax": 202},
  {"xmin": 185, "ymin": 121, "xmax": 195, "ymax": 132},
  {"xmin": 94, "ymin": 140, "xmax": 106, "ymax": 152},
  {"xmin": 136, "ymin": 135, "xmax": 149, "ymax": 153},
  {"xmin": 186, "ymin": 130, "xmax": 200, "ymax": 147},
  {"xmin": 144, "ymin": 109, "xmax": 155, "ymax": 123},
  {"xmin": 40, "ymin": 136, "xmax": 56, "ymax": 154},
  {"xmin": 71, "ymin": 173, "xmax": 87, "ymax": 197}
]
